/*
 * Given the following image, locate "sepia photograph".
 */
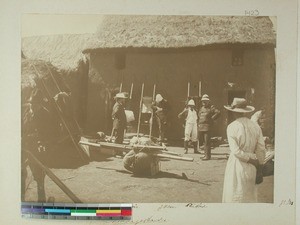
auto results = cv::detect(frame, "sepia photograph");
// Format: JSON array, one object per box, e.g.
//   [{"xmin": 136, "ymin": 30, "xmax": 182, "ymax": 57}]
[{"xmin": 21, "ymin": 14, "xmax": 277, "ymax": 204}]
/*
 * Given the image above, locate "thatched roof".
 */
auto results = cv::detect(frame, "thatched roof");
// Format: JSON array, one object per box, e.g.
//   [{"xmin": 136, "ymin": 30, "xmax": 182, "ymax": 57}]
[
  {"xmin": 22, "ymin": 34, "xmax": 96, "ymax": 72},
  {"xmin": 83, "ymin": 15, "xmax": 275, "ymax": 52}
]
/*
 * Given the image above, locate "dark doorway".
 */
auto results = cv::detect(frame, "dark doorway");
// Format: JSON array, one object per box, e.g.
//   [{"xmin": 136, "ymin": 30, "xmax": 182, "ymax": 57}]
[{"xmin": 227, "ymin": 90, "xmax": 246, "ymax": 124}]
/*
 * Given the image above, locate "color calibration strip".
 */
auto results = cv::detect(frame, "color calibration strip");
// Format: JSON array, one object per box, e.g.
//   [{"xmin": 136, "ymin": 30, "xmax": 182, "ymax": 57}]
[{"xmin": 21, "ymin": 202, "xmax": 132, "ymax": 220}]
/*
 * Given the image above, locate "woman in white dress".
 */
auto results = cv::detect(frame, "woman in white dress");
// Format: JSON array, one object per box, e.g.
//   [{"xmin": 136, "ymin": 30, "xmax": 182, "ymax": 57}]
[{"xmin": 222, "ymin": 98, "xmax": 265, "ymax": 203}]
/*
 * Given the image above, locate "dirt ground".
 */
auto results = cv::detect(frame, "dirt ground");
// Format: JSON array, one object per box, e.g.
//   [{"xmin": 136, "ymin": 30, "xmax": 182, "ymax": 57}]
[{"xmin": 24, "ymin": 146, "xmax": 274, "ymax": 203}]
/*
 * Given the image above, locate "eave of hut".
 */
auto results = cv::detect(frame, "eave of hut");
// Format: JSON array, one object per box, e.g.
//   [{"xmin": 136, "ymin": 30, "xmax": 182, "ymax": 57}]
[{"xmin": 83, "ymin": 15, "xmax": 276, "ymax": 53}]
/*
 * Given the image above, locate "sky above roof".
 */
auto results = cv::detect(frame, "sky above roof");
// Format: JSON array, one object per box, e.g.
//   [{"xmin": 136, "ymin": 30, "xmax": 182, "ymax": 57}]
[
  {"xmin": 22, "ymin": 14, "xmax": 276, "ymax": 37},
  {"xmin": 22, "ymin": 14, "xmax": 104, "ymax": 37}
]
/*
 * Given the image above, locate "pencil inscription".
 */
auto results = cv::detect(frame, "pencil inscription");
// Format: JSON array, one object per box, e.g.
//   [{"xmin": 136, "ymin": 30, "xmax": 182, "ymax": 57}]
[
  {"xmin": 245, "ymin": 10, "xmax": 259, "ymax": 16},
  {"xmin": 185, "ymin": 203, "xmax": 207, "ymax": 208}
]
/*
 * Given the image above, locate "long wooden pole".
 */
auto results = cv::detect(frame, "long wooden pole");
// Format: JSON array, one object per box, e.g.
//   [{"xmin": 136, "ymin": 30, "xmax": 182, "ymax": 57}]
[
  {"xmin": 149, "ymin": 84, "xmax": 156, "ymax": 139},
  {"xmin": 31, "ymin": 64, "xmax": 88, "ymax": 163},
  {"xmin": 44, "ymin": 63, "xmax": 82, "ymax": 135},
  {"xmin": 199, "ymin": 81, "xmax": 202, "ymax": 97},
  {"xmin": 155, "ymin": 153, "xmax": 194, "ymax": 162},
  {"xmin": 187, "ymin": 82, "xmax": 190, "ymax": 98},
  {"xmin": 119, "ymin": 83, "xmax": 123, "ymax": 92},
  {"xmin": 136, "ymin": 83, "xmax": 144, "ymax": 138},
  {"xmin": 129, "ymin": 83, "xmax": 133, "ymax": 99},
  {"xmin": 120, "ymin": 70, "xmax": 124, "ymax": 92},
  {"xmin": 25, "ymin": 150, "xmax": 82, "ymax": 203},
  {"xmin": 79, "ymin": 141, "xmax": 189, "ymax": 159}
]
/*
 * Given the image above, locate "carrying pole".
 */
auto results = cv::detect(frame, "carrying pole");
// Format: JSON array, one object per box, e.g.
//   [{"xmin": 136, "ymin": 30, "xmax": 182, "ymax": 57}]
[
  {"xmin": 149, "ymin": 84, "xmax": 156, "ymax": 139},
  {"xmin": 136, "ymin": 83, "xmax": 144, "ymax": 138}
]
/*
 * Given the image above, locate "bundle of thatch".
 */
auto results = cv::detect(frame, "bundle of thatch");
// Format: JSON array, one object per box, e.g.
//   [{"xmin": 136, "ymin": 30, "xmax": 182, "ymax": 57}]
[
  {"xmin": 21, "ymin": 58, "xmax": 69, "ymax": 104},
  {"xmin": 83, "ymin": 15, "xmax": 276, "ymax": 51}
]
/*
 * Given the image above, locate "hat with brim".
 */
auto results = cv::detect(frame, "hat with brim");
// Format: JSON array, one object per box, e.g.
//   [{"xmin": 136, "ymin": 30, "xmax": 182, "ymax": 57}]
[
  {"xmin": 224, "ymin": 98, "xmax": 255, "ymax": 113},
  {"xmin": 187, "ymin": 99, "xmax": 195, "ymax": 106},
  {"xmin": 201, "ymin": 94, "xmax": 210, "ymax": 101},
  {"xmin": 114, "ymin": 92, "xmax": 128, "ymax": 99}
]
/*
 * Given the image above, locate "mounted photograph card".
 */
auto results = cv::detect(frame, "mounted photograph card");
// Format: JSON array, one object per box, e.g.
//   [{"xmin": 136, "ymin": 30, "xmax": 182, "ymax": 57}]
[
  {"xmin": 0, "ymin": 0, "xmax": 298, "ymax": 224},
  {"xmin": 21, "ymin": 14, "xmax": 276, "ymax": 204}
]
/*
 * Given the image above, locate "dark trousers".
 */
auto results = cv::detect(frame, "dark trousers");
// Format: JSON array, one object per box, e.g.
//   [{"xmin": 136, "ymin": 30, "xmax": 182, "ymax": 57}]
[
  {"xmin": 199, "ymin": 131, "xmax": 211, "ymax": 158},
  {"xmin": 114, "ymin": 128, "xmax": 125, "ymax": 144},
  {"xmin": 156, "ymin": 117, "xmax": 167, "ymax": 141}
]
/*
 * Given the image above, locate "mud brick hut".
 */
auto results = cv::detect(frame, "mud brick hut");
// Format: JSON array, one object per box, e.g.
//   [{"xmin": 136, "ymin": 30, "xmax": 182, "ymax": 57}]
[
  {"xmin": 22, "ymin": 34, "xmax": 96, "ymax": 128},
  {"xmin": 82, "ymin": 15, "xmax": 276, "ymax": 141}
]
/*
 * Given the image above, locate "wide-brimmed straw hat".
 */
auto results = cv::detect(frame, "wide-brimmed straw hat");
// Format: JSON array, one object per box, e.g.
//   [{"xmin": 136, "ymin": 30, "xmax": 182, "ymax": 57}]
[
  {"xmin": 187, "ymin": 99, "xmax": 195, "ymax": 106},
  {"xmin": 114, "ymin": 92, "xmax": 128, "ymax": 99},
  {"xmin": 201, "ymin": 94, "xmax": 210, "ymax": 101},
  {"xmin": 224, "ymin": 98, "xmax": 255, "ymax": 113}
]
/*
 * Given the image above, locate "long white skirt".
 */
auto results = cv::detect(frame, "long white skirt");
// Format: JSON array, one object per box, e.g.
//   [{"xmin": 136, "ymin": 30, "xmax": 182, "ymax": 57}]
[{"xmin": 222, "ymin": 154, "xmax": 258, "ymax": 203}]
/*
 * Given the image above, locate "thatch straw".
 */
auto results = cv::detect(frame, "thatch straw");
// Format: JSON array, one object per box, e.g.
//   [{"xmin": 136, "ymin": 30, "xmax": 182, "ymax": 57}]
[
  {"xmin": 84, "ymin": 15, "xmax": 275, "ymax": 51},
  {"xmin": 22, "ymin": 34, "xmax": 97, "ymax": 72},
  {"xmin": 21, "ymin": 58, "xmax": 67, "ymax": 103},
  {"xmin": 21, "ymin": 59, "xmax": 56, "ymax": 89}
]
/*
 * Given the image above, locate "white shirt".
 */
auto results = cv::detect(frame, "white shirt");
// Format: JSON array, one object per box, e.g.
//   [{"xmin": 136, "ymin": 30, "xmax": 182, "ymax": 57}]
[{"xmin": 186, "ymin": 109, "xmax": 197, "ymax": 124}]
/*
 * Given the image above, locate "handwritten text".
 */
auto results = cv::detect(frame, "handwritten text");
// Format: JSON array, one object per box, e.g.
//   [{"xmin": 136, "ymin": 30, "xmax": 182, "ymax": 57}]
[{"xmin": 185, "ymin": 203, "xmax": 207, "ymax": 208}]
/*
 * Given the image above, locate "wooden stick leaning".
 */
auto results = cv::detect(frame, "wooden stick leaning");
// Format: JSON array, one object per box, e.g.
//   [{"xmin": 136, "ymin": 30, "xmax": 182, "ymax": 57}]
[
  {"xmin": 119, "ymin": 82, "xmax": 123, "ymax": 92},
  {"xmin": 25, "ymin": 150, "xmax": 82, "ymax": 203},
  {"xmin": 136, "ymin": 83, "xmax": 144, "ymax": 138},
  {"xmin": 199, "ymin": 81, "xmax": 202, "ymax": 97},
  {"xmin": 129, "ymin": 83, "xmax": 133, "ymax": 99},
  {"xmin": 31, "ymin": 63, "xmax": 88, "ymax": 163},
  {"xmin": 149, "ymin": 84, "xmax": 156, "ymax": 139},
  {"xmin": 44, "ymin": 63, "xmax": 82, "ymax": 135}
]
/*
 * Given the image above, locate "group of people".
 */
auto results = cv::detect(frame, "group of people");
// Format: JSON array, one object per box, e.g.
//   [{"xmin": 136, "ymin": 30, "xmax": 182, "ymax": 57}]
[
  {"xmin": 178, "ymin": 94, "xmax": 220, "ymax": 160},
  {"xmin": 111, "ymin": 92, "xmax": 169, "ymax": 144},
  {"xmin": 112, "ymin": 90, "xmax": 267, "ymax": 203},
  {"xmin": 111, "ymin": 91, "xmax": 220, "ymax": 162},
  {"xmin": 22, "ymin": 83, "xmax": 267, "ymax": 204}
]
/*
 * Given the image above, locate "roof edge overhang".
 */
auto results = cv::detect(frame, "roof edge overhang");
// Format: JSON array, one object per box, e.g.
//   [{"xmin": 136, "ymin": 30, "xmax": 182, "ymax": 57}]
[{"xmin": 83, "ymin": 43, "xmax": 276, "ymax": 54}]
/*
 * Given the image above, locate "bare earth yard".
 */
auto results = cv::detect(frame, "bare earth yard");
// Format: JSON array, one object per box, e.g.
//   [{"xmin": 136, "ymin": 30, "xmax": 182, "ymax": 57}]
[{"xmin": 24, "ymin": 146, "xmax": 273, "ymax": 203}]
